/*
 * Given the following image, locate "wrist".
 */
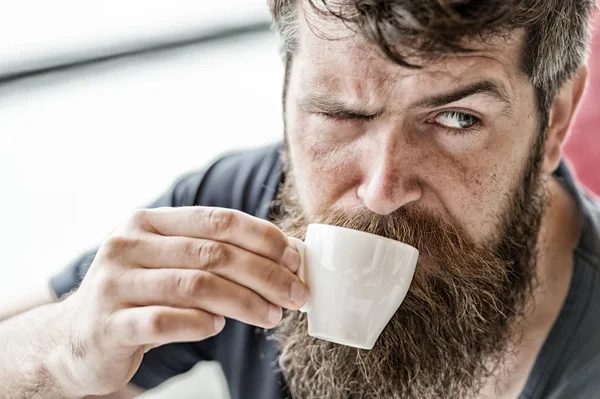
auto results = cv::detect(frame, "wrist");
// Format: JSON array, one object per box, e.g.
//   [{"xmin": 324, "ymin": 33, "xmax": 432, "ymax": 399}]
[
  {"xmin": 45, "ymin": 348, "xmax": 82, "ymax": 398},
  {"xmin": 43, "ymin": 300, "xmax": 85, "ymax": 398}
]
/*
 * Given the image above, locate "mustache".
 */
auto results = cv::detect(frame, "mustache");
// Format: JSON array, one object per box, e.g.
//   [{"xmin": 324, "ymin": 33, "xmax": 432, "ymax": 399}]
[
  {"xmin": 298, "ymin": 204, "xmax": 512, "ymax": 289},
  {"xmin": 314, "ymin": 204, "xmax": 470, "ymax": 252}
]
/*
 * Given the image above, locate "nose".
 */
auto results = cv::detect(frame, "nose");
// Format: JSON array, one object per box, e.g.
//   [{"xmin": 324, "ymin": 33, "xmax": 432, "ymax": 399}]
[{"xmin": 356, "ymin": 144, "xmax": 422, "ymax": 215}]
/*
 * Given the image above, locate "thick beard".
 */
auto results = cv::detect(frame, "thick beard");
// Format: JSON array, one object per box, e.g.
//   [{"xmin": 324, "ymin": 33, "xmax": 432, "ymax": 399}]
[{"xmin": 270, "ymin": 135, "xmax": 546, "ymax": 399}]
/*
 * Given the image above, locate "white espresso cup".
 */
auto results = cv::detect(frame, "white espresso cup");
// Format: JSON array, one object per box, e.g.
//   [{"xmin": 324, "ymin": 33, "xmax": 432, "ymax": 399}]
[{"xmin": 288, "ymin": 224, "xmax": 419, "ymax": 350}]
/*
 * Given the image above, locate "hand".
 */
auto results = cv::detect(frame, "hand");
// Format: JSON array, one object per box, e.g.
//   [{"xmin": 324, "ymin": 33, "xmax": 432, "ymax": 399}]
[{"xmin": 54, "ymin": 207, "xmax": 306, "ymax": 396}]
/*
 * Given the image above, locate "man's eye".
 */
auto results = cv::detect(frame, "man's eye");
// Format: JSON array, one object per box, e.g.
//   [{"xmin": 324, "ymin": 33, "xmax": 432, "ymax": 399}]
[{"xmin": 434, "ymin": 111, "xmax": 480, "ymax": 129}]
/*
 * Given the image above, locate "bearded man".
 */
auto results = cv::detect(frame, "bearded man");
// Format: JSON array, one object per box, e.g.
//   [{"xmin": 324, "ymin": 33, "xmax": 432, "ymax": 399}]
[{"xmin": 1, "ymin": 1, "xmax": 599, "ymax": 398}]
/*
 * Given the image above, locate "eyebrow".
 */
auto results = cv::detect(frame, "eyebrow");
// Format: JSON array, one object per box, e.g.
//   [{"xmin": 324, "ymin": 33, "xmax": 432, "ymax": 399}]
[
  {"xmin": 412, "ymin": 80, "xmax": 512, "ymax": 109},
  {"xmin": 297, "ymin": 94, "xmax": 378, "ymax": 116},
  {"xmin": 297, "ymin": 79, "xmax": 513, "ymax": 116}
]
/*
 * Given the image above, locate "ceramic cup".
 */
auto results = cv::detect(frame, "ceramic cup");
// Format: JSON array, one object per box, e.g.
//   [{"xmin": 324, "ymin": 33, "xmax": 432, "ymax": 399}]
[{"xmin": 289, "ymin": 224, "xmax": 419, "ymax": 350}]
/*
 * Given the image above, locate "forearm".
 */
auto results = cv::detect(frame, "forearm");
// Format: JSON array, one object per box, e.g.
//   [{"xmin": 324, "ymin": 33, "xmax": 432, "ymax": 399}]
[
  {"xmin": 0, "ymin": 302, "xmax": 77, "ymax": 398},
  {"xmin": 0, "ymin": 281, "xmax": 58, "ymax": 322}
]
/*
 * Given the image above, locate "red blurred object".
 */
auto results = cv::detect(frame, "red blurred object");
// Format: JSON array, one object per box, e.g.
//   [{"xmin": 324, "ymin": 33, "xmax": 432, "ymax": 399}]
[{"xmin": 564, "ymin": 10, "xmax": 600, "ymax": 196}]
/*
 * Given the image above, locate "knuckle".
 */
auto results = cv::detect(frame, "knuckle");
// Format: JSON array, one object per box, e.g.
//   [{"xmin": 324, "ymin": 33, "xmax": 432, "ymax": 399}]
[
  {"xmin": 105, "ymin": 312, "xmax": 134, "ymax": 344},
  {"xmin": 193, "ymin": 241, "xmax": 228, "ymax": 270},
  {"xmin": 146, "ymin": 310, "xmax": 168, "ymax": 336},
  {"xmin": 188, "ymin": 273, "xmax": 209, "ymax": 296},
  {"xmin": 177, "ymin": 272, "xmax": 211, "ymax": 297},
  {"xmin": 124, "ymin": 318, "xmax": 139, "ymax": 344},
  {"xmin": 94, "ymin": 270, "xmax": 118, "ymax": 299},
  {"xmin": 129, "ymin": 209, "xmax": 149, "ymax": 228},
  {"xmin": 261, "ymin": 222, "xmax": 281, "ymax": 243},
  {"xmin": 205, "ymin": 208, "xmax": 236, "ymax": 235},
  {"xmin": 240, "ymin": 290, "xmax": 257, "ymax": 314},
  {"xmin": 261, "ymin": 262, "xmax": 280, "ymax": 290},
  {"xmin": 254, "ymin": 221, "xmax": 287, "ymax": 258},
  {"xmin": 101, "ymin": 235, "xmax": 141, "ymax": 262}
]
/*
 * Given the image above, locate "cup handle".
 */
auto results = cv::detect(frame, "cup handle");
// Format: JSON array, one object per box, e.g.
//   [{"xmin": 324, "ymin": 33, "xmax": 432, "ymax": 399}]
[{"xmin": 288, "ymin": 237, "xmax": 310, "ymax": 313}]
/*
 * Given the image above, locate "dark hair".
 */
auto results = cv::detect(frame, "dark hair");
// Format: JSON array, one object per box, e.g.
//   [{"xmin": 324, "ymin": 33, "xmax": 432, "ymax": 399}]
[{"xmin": 270, "ymin": 0, "xmax": 597, "ymax": 127}]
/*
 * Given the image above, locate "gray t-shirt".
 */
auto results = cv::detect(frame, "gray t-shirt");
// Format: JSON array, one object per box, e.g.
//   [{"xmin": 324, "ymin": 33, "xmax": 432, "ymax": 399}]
[
  {"xmin": 520, "ymin": 163, "xmax": 600, "ymax": 399},
  {"xmin": 51, "ymin": 144, "xmax": 600, "ymax": 398}
]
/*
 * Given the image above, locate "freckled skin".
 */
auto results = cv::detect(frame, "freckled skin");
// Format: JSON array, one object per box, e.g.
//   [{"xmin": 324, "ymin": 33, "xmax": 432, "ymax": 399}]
[{"xmin": 285, "ymin": 14, "xmax": 537, "ymax": 244}]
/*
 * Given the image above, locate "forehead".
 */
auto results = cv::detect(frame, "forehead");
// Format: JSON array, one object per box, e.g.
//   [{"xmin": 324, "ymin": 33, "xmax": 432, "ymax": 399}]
[{"xmin": 291, "ymin": 8, "xmax": 527, "ymax": 100}]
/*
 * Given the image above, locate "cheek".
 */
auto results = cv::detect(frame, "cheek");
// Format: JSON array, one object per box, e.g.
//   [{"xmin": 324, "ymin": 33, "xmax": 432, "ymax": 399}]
[
  {"xmin": 447, "ymin": 166, "xmax": 510, "ymax": 240},
  {"xmin": 423, "ymin": 130, "xmax": 531, "ymax": 242},
  {"xmin": 287, "ymin": 114, "xmax": 363, "ymax": 216}
]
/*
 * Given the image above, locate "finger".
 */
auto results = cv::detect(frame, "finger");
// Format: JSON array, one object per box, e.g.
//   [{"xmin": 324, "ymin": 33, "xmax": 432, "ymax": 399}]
[
  {"xmin": 121, "ymin": 235, "xmax": 306, "ymax": 309},
  {"xmin": 118, "ymin": 268, "xmax": 283, "ymax": 328},
  {"xmin": 110, "ymin": 306, "xmax": 226, "ymax": 347},
  {"xmin": 138, "ymin": 207, "xmax": 300, "ymax": 270}
]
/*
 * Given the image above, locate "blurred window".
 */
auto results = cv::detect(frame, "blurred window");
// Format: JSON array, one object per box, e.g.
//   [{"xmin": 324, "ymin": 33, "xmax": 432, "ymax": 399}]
[{"xmin": 0, "ymin": 0, "xmax": 270, "ymax": 78}]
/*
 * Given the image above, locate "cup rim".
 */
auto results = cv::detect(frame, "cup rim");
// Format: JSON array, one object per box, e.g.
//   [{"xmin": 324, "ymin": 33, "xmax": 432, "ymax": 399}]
[{"xmin": 307, "ymin": 223, "xmax": 418, "ymax": 253}]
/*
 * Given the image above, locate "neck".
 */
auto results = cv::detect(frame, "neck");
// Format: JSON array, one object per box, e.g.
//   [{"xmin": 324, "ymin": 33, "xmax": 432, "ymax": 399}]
[{"xmin": 480, "ymin": 176, "xmax": 580, "ymax": 398}]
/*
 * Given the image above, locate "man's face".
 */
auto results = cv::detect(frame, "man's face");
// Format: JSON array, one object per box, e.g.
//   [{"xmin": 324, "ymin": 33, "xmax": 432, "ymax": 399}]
[
  {"xmin": 273, "ymin": 8, "xmax": 548, "ymax": 399},
  {"xmin": 284, "ymin": 16, "xmax": 538, "ymax": 245}
]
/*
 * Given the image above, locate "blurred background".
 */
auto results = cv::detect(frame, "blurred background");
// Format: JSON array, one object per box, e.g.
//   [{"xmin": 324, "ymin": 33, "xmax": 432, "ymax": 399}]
[{"xmin": 0, "ymin": 1, "xmax": 597, "ymax": 397}]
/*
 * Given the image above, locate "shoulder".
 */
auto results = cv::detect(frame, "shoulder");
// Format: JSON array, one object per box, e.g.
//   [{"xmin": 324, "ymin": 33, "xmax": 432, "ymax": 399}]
[
  {"xmin": 522, "ymin": 243, "xmax": 600, "ymax": 398},
  {"xmin": 168, "ymin": 142, "xmax": 284, "ymax": 218},
  {"xmin": 525, "ymin": 163, "xmax": 600, "ymax": 398},
  {"xmin": 556, "ymin": 162, "xmax": 600, "ymax": 268},
  {"xmin": 576, "ymin": 191, "xmax": 600, "ymax": 267}
]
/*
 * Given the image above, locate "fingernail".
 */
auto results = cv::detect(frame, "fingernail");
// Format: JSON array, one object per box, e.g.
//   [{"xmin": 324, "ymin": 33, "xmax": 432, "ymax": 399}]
[
  {"xmin": 282, "ymin": 246, "xmax": 300, "ymax": 272},
  {"xmin": 291, "ymin": 281, "xmax": 308, "ymax": 306},
  {"xmin": 269, "ymin": 304, "xmax": 282, "ymax": 325}
]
